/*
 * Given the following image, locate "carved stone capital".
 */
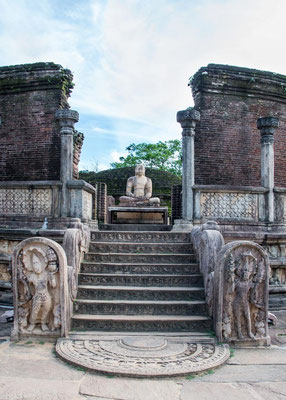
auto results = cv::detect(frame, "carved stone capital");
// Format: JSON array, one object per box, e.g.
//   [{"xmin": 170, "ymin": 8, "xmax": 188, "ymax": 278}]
[
  {"xmin": 261, "ymin": 134, "xmax": 274, "ymax": 145},
  {"xmin": 55, "ymin": 109, "xmax": 79, "ymax": 134},
  {"xmin": 177, "ymin": 108, "xmax": 200, "ymax": 130},
  {"xmin": 257, "ymin": 116, "xmax": 279, "ymax": 139}
]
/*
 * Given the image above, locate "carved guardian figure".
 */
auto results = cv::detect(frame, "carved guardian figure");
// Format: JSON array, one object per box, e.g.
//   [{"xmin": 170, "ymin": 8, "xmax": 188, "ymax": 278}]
[{"xmin": 12, "ymin": 237, "xmax": 69, "ymax": 340}]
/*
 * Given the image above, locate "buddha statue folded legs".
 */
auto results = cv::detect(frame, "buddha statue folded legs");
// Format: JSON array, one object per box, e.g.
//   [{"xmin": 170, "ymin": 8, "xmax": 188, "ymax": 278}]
[{"xmin": 119, "ymin": 164, "xmax": 160, "ymax": 206}]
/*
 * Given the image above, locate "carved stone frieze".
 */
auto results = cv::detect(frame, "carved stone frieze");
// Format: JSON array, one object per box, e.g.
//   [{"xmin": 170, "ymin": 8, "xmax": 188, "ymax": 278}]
[
  {"xmin": 91, "ymin": 232, "xmax": 190, "ymax": 243},
  {"xmin": 264, "ymin": 244, "xmax": 286, "ymax": 286},
  {"xmin": 75, "ymin": 301, "xmax": 206, "ymax": 316},
  {"xmin": 71, "ymin": 318, "xmax": 211, "ymax": 332},
  {"xmin": 215, "ymin": 241, "xmax": 269, "ymax": 345},
  {"xmin": 77, "ymin": 287, "xmax": 205, "ymax": 301},
  {"xmin": 200, "ymin": 192, "xmax": 258, "ymax": 220},
  {"xmin": 81, "ymin": 263, "xmax": 199, "ymax": 275},
  {"xmin": 274, "ymin": 193, "xmax": 286, "ymax": 222},
  {"xmin": 85, "ymin": 253, "xmax": 194, "ymax": 264},
  {"xmin": 12, "ymin": 237, "xmax": 68, "ymax": 340},
  {"xmin": 265, "ymin": 243, "xmax": 286, "ymax": 259},
  {"xmin": 89, "ymin": 242, "xmax": 191, "ymax": 254},
  {"xmin": 0, "ymin": 188, "xmax": 52, "ymax": 215},
  {"xmin": 78, "ymin": 273, "xmax": 201, "ymax": 287}
]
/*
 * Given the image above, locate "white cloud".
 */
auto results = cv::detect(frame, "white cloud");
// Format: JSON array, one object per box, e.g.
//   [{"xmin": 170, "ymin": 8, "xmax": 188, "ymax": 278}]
[
  {"xmin": 110, "ymin": 150, "xmax": 128, "ymax": 162},
  {"xmin": 0, "ymin": 0, "xmax": 286, "ymax": 168}
]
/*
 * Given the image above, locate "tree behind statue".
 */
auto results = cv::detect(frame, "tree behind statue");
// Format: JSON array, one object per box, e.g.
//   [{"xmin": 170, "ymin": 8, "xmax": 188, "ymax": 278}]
[{"xmin": 110, "ymin": 140, "xmax": 182, "ymax": 177}]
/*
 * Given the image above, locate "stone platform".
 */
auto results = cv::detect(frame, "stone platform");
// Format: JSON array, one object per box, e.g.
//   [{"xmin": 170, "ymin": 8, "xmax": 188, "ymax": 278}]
[
  {"xmin": 56, "ymin": 336, "xmax": 230, "ymax": 377},
  {"xmin": 108, "ymin": 206, "xmax": 168, "ymax": 224}
]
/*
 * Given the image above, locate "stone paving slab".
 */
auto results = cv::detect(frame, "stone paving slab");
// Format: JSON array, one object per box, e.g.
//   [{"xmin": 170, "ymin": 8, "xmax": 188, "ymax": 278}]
[
  {"xmin": 80, "ymin": 375, "xmax": 181, "ymax": 400},
  {"xmin": 180, "ymin": 382, "xmax": 286, "ymax": 400},
  {"xmin": 227, "ymin": 347, "xmax": 286, "ymax": 364},
  {"xmin": 0, "ymin": 341, "xmax": 85, "ymax": 381},
  {"xmin": 178, "ymin": 364, "xmax": 286, "ymax": 383},
  {"xmin": 0, "ymin": 376, "xmax": 81, "ymax": 400}
]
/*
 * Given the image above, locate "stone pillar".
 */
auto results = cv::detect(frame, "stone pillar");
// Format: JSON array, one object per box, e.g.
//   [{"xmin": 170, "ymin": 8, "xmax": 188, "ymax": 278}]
[
  {"xmin": 257, "ymin": 116, "xmax": 279, "ymax": 223},
  {"xmin": 55, "ymin": 109, "xmax": 79, "ymax": 217},
  {"xmin": 173, "ymin": 108, "xmax": 200, "ymax": 230}
]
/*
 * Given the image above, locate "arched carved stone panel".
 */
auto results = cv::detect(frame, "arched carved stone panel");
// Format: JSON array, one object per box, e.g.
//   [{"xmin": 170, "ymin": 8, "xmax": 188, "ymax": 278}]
[
  {"xmin": 215, "ymin": 241, "xmax": 270, "ymax": 345},
  {"xmin": 12, "ymin": 237, "xmax": 68, "ymax": 340}
]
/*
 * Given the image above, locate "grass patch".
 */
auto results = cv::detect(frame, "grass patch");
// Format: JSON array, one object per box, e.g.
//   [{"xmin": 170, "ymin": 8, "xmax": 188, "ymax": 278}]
[
  {"xmin": 185, "ymin": 369, "xmax": 215, "ymax": 380},
  {"xmin": 39, "ymin": 341, "xmax": 45, "ymax": 345},
  {"xmin": 25, "ymin": 341, "xmax": 33, "ymax": 345},
  {"xmin": 230, "ymin": 347, "xmax": 235, "ymax": 357}
]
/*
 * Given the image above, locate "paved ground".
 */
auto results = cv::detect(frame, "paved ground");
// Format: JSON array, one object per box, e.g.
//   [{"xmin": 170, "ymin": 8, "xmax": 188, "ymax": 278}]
[{"xmin": 0, "ymin": 303, "xmax": 286, "ymax": 400}]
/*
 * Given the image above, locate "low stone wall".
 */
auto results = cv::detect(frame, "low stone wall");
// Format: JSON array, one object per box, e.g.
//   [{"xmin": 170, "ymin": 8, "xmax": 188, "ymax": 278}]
[
  {"xmin": 0, "ymin": 181, "xmax": 62, "ymax": 218},
  {"xmin": 193, "ymin": 185, "xmax": 267, "ymax": 222}
]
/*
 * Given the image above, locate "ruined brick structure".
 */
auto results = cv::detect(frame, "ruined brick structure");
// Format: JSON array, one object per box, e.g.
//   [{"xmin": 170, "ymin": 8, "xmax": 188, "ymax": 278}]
[
  {"xmin": 191, "ymin": 64, "xmax": 286, "ymax": 186},
  {"xmin": 0, "ymin": 62, "xmax": 74, "ymax": 181}
]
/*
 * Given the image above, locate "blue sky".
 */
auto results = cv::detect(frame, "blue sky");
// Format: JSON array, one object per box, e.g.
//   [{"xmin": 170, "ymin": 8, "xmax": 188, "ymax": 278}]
[{"xmin": 0, "ymin": 0, "xmax": 286, "ymax": 171}]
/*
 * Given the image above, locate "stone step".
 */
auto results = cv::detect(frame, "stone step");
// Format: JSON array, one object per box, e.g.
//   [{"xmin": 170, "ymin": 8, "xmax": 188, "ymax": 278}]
[
  {"xmin": 91, "ymin": 231, "xmax": 190, "ymax": 243},
  {"xmin": 80, "ymin": 262, "xmax": 200, "ymax": 275},
  {"xmin": 69, "ymin": 331, "xmax": 217, "ymax": 343},
  {"xmin": 71, "ymin": 314, "xmax": 212, "ymax": 332},
  {"xmin": 88, "ymin": 241, "xmax": 192, "ymax": 254},
  {"xmin": 77, "ymin": 285, "xmax": 205, "ymax": 301},
  {"xmin": 74, "ymin": 299, "xmax": 208, "ymax": 316},
  {"xmin": 78, "ymin": 273, "xmax": 203, "ymax": 287},
  {"xmin": 99, "ymin": 224, "xmax": 172, "ymax": 231},
  {"xmin": 84, "ymin": 253, "xmax": 196, "ymax": 264}
]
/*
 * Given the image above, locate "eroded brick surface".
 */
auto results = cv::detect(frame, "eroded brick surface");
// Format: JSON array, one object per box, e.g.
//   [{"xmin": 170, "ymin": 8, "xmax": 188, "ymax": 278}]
[{"xmin": 191, "ymin": 64, "xmax": 286, "ymax": 186}]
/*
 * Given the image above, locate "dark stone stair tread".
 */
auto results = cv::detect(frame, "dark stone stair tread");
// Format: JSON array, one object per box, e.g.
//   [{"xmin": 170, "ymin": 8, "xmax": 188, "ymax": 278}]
[
  {"xmin": 90, "ymin": 241, "xmax": 191, "ymax": 245},
  {"xmin": 78, "ymin": 273, "xmax": 202, "ymax": 278},
  {"xmin": 74, "ymin": 299, "xmax": 206, "ymax": 305},
  {"xmin": 86, "ymin": 252, "xmax": 195, "ymax": 256},
  {"xmin": 99, "ymin": 224, "xmax": 172, "ymax": 231},
  {"xmin": 72, "ymin": 314, "xmax": 210, "ymax": 321},
  {"xmin": 69, "ymin": 331, "xmax": 216, "ymax": 340},
  {"xmin": 81, "ymin": 261, "xmax": 198, "ymax": 266},
  {"xmin": 78, "ymin": 284, "xmax": 204, "ymax": 291}
]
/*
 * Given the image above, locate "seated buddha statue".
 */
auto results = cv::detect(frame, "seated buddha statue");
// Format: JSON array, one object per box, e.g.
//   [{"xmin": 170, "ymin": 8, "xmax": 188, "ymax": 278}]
[{"xmin": 119, "ymin": 164, "xmax": 160, "ymax": 206}]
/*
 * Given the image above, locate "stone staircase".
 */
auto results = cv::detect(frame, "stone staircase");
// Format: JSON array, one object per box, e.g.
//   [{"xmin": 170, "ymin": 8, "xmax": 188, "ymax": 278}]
[{"xmin": 71, "ymin": 229, "xmax": 213, "ymax": 337}]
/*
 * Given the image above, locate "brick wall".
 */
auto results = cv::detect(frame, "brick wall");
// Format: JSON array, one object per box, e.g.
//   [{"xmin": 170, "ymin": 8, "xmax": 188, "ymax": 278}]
[
  {"xmin": 0, "ymin": 62, "xmax": 74, "ymax": 181},
  {"xmin": 191, "ymin": 64, "xmax": 286, "ymax": 187}
]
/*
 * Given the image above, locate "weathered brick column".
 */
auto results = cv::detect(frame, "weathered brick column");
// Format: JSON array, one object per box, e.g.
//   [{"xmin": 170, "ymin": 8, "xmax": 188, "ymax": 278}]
[
  {"xmin": 55, "ymin": 109, "xmax": 79, "ymax": 216},
  {"xmin": 257, "ymin": 116, "xmax": 279, "ymax": 222},
  {"xmin": 177, "ymin": 108, "xmax": 200, "ymax": 224}
]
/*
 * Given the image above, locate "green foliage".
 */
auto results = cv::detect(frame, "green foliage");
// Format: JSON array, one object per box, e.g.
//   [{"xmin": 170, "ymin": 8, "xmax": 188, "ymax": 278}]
[
  {"xmin": 110, "ymin": 140, "xmax": 182, "ymax": 177},
  {"xmin": 79, "ymin": 167, "xmax": 181, "ymax": 198}
]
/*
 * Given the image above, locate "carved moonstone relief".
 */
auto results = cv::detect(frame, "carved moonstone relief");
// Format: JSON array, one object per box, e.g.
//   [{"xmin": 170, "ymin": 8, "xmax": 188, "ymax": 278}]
[
  {"xmin": 12, "ymin": 237, "xmax": 68, "ymax": 340},
  {"xmin": 215, "ymin": 242, "xmax": 269, "ymax": 344}
]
